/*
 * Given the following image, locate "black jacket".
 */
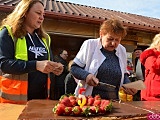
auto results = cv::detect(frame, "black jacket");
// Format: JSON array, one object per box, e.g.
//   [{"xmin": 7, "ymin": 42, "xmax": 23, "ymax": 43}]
[
  {"xmin": 54, "ymin": 55, "xmax": 69, "ymax": 85},
  {"xmin": 65, "ymin": 72, "xmax": 77, "ymax": 94}
]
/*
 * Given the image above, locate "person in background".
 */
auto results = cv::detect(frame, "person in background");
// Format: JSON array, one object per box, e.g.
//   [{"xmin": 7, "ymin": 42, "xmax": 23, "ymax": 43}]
[
  {"xmin": 133, "ymin": 48, "xmax": 145, "ymax": 101},
  {"xmin": 70, "ymin": 19, "xmax": 137, "ymax": 100},
  {"xmin": 126, "ymin": 60, "xmax": 134, "ymax": 76},
  {"xmin": 140, "ymin": 34, "xmax": 160, "ymax": 101},
  {"xmin": 0, "ymin": 0, "xmax": 63, "ymax": 104},
  {"xmin": 65, "ymin": 59, "xmax": 77, "ymax": 94},
  {"xmin": 134, "ymin": 48, "xmax": 145, "ymax": 81},
  {"xmin": 53, "ymin": 49, "xmax": 69, "ymax": 99}
]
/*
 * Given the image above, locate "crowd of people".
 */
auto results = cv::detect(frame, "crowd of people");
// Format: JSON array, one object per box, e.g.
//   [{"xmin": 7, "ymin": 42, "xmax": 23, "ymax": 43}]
[{"xmin": 0, "ymin": 0, "xmax": 160, "ymax": 104}]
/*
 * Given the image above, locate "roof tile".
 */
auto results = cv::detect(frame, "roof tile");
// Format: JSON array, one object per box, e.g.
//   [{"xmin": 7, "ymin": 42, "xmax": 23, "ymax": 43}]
[{"xmin": 0, "ymin": 0, "xmax": 160, "ymax": 32}]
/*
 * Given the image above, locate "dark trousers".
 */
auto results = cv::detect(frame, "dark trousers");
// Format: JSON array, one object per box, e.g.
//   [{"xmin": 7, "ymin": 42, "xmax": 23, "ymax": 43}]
[
  {"xmin": 52, "ymin": 85, "xmax": 65, "ymax": 100},
  {"xmin": 133, "ymin": 90, "xmax": 141, "ymax": 101}
]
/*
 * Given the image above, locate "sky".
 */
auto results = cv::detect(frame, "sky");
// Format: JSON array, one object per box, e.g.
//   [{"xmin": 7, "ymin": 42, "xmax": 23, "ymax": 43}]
[{"xmin": 60, "ymin": 0, "xmax": 160, "ymax": 19}]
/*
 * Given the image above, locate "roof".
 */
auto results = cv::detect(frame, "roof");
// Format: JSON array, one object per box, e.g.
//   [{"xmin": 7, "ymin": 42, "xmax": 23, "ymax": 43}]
[{"xmin": 0, "ymin": 0, "xmax": 160, "ymax": 32}]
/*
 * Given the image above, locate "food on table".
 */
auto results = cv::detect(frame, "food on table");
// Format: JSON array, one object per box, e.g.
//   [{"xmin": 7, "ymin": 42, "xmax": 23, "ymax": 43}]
[{"xmin": 53, "ymin": 88, "xmax": 112, "ymax": 116}]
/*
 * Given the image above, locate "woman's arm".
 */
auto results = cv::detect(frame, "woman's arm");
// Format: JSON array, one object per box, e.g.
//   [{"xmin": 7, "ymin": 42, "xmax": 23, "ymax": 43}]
[
  {"xmin": 0, "ymin": 28, "xmax": 36, "ymax": 74},
  {"xmin": 70, "ymin": 62, "xmax": 90, "ymax": 80}
]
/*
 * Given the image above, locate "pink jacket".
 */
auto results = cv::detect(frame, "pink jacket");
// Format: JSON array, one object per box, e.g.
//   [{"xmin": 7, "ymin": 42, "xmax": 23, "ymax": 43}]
[{"xmin": 140, "ymin": 48, "xmax": 160, "ymax": 101}]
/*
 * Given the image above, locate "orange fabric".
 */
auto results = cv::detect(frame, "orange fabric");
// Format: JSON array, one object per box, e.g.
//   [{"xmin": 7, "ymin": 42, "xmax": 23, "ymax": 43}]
[
  {"xmin": 47, "ymin": 78, "xmax": 51, "ymax": 90},
  {"xmin": 1, "ymin": 77, "xmax": 27, "ymax": 95},
  {"xmin": 47, "ymin": 78, "xmax": 50, "ymax": 91},
  {"xmin": 0, "ymin": 75, "xmax": 28, "ymax": 103},
  {"xmin": 0, "ymin": 76, "xmax": 50, "ymax": 103},
  {"xmin": 47, "ymin": 78, "xmax": 50, "ymax": 98}
]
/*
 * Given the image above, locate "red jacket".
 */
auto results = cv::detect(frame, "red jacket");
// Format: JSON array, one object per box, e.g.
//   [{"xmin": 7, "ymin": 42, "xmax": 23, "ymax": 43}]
[{"xmin": 140, "ymin": 49, "xmax": 160, "ymax": 101}]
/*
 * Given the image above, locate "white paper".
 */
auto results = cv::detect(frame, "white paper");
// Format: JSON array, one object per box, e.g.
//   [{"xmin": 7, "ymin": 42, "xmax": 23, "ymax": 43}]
[{"xmin": 122, "ymin": 80, "xmax": 146, "ymax": 90}]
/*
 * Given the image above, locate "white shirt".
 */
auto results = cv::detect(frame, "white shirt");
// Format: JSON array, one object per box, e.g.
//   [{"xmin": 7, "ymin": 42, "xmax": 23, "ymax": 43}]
[
  {"xmin": 73, "ymin": 38, "xmax": 128, "ymax": 96},
  {"xmin": 136, "ymin": 59, "xmax": 144, "ymax": 80}
]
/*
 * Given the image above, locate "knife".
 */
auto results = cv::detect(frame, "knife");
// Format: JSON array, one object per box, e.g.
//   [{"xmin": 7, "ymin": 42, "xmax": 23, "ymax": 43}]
[{"xmin": 98, "ymin": 82, "xmax": 116, "ymax": 88}]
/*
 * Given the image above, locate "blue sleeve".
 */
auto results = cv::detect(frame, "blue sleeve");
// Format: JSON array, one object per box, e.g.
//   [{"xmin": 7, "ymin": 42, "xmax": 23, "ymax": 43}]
[
  {"xmin": 0, "ymin": 28, "xmax": 36, "ymax": 74},
  {"xmin": 70, "ymin": 62, "xmax": 90, "ymax": 80},
  {"xmin": 123, "ymin": 73, "xmax": 131, "ymax": 84}
]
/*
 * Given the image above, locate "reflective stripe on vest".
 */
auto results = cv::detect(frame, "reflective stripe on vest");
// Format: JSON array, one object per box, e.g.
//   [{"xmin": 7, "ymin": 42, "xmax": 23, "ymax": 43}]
[
  {"xmin": 1, "ymin": 91, "xmax": 27, "ymax": 101},
  {"xmin": 0, "ymin": 72, "xmax": 28, "ymax": 103},
  {"xmin": 0, "ymin": 25, "xmax": 51, "ymax": 103}
]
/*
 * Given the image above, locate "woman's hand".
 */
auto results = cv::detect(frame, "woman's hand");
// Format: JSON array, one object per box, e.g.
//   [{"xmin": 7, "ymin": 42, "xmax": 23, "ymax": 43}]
[
  {"xmin": 36, "ymin": 60, "xmax": 63, "ymax": 75},
  {"xmin": 85, "ymin": 74, "xmax": 99, "ymax": 86},
  {"xmin": 51, "ymin": 62, "xmax": 64, "ymax": 75},
  {"xmin": 122, "ymin": 86, "xmax": 138, "ymax": 95}
]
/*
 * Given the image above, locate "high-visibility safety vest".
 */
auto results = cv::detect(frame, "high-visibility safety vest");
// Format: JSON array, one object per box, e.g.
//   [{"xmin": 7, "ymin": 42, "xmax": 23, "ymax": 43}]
[{"xmin": 0, "ymin": 25, "xmax": 51, "ymax": 104}]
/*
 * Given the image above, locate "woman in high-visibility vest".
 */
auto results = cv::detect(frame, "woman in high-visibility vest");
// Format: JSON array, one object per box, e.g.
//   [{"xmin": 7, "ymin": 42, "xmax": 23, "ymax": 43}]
[{"xmin": 0, "ymin": 0, "xmax": 63, "ymax": 104}]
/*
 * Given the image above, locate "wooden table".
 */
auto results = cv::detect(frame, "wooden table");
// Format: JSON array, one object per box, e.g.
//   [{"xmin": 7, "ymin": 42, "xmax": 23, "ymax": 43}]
[
  {"xmin": 0, "ymin": 103, "xmax": 25, "ymax": 120},
  {"xmin": 17, "ymin": 100, "xmax": 160, "ymax": 120}
]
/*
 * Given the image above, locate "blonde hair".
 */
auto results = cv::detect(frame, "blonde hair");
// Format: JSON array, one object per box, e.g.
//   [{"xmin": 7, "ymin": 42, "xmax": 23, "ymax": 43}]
[
  {"xmin": 149, "ymin": 34, "xmax": 160, "ymax": 49},
  {"xmin": 1, "ymin": 0, "xmax": 46, "ymax": 39},
  {"xmin": 100, "ymin": 19, "xmax": 127, "ymax": 38},
  {"xmin": 68, "ymin": 60, "xmax": 73, "ymax": 71}
]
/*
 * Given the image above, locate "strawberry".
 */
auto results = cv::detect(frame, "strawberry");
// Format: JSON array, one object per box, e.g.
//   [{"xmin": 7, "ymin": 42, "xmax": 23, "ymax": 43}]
[
  {"xmin": 87, "ymin": 95, "xmax": 93, "ymax": 98},
  {"xmin": 64, "ymin": 106, "xmax": 72, "ymax": 115},
  {"xmin": 81, "ymin": 106, "xmax": 90, "ymax": 116},
  {"xmin": 99, "ymin": 106, "xmax": 106, "ymax": 114},
  {"xmin": 72, "ymin": 106, "xmax": 82, "ymax": 115},
  {"xmin": 60, "ymin": 97, "xmax": 72, "ymax": 107},
  {"xmin": 69, "ymin": 95, "xmax": 76, "ymax": 100},
  {"xmin": 94, "ymin": 94, "xmax": 101, "ymax": 100},
  {"xmin": 93, "ymin": 99, "xmax": 101, "ymax": 107},
  {"xmin": 100, "ymin": 100, "xmax": 112, "ymax": 112},
  {"xmin": 100, "ymin": 99, "xmax": 106, "ymax": 106},
  {"xmin": 70, "ymin": 99, "xmax": 77, "ymax": 106},
  {"xmin": 105, "ymin": 101, "xmax": 112, "ymax": 112},
  {"xmin": 59, "ymin": 94, "xmax": 68, "ymax": 101},
  {"xmin": 100, "ymin": 99, "xmax": 110, "ymax": 107},
  {"xmin": 87, "ymin": 97, "xmax": 94, "ymax": 106},
  {"xmin": 53, "ymin": 103, "xmax": 65, "ymax": 115},
  {"xmin": 89, "ymin": 106, "xmax": 98, "ymax": 114}
]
